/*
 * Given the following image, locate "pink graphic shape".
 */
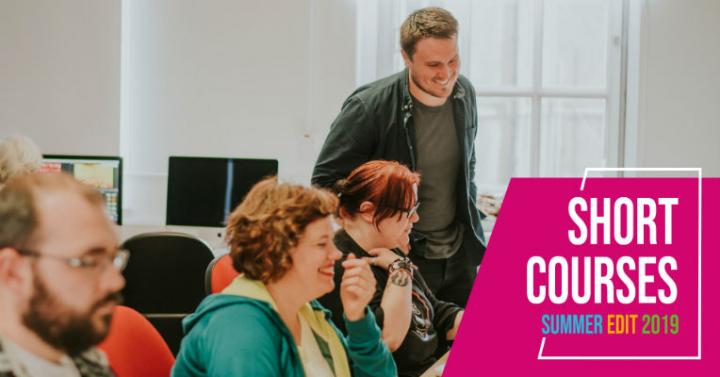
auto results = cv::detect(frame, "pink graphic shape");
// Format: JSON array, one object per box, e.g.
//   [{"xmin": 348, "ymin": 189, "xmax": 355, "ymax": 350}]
[{"xmin": 444, "ymin": 178, "xmax": 720, "ymax": 376}]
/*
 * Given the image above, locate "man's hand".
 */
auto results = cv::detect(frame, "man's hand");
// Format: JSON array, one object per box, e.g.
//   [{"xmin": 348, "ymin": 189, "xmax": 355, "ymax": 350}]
[{"xmin": 340, "ymin": 253, "xmax": 376, "ymax": 321}]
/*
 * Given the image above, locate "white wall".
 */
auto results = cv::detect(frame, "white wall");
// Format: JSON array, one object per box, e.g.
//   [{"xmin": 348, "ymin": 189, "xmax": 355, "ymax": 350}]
[
  {"xmin": 121, "ymin": 0, "xmax": 356, "ymax": 225},
  {"xmin": 627, "ymin": 0, "xmax": 720, "ymax": 174},
  {"xmin": 3, "ymin": 0, "xmax": 718, "ymax": 228},
  {"xmin": 0, "ymin": 0, "xmax": 356, "ymax": 227},
  {"xmin": 0, "ymin": 0, "xmax": 121, "ymax": 155}
]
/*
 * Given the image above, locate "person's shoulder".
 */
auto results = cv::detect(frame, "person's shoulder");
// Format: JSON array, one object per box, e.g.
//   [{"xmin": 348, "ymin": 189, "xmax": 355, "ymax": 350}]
[
  {"xmin": 349, "ymin": 71, "xmax": 405, "ymax": 107},
  {"xmin": 195, "ymin": 297, "xmax": 286, "ymax": 356},
  {"xmin": 180, "ymin": 299, "xmax": 288, "ymax": 376},
  {"xmin": 205, "ymin": 296, "xmax": 278, "ymax": 330},
  {"xmin": 184, "ymin": 295, "xmax": 282, "ymax": 344},
  {"xmin": 455, "ymin": 74, "xmax": 475, "ymax": 94},
  {"xmin": 73, "ymin": 347, "xmax": 114, "ymax": 376}
]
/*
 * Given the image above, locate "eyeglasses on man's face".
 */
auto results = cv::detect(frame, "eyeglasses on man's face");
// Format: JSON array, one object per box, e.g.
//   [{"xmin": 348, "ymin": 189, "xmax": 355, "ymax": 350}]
[{"xmin": 17, "ymin": 248, "xmax": 130, "ymax": 274}]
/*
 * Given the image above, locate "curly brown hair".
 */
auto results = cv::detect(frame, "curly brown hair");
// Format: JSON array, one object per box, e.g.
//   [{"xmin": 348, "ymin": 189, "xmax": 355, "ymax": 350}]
[{"xmin": 225, "ymin": 177, "xmax": 338, "ymax": 284}]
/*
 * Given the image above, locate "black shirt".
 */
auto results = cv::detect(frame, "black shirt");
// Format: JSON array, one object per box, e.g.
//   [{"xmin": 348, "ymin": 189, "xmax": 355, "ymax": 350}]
[{"xmin": 318, "ymin": 230, "xmax": 462, "ymax": 377}]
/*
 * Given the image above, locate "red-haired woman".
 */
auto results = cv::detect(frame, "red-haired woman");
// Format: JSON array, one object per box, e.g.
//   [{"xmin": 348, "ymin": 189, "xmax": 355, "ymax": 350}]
[{"xmin": 319, "ymin": 160, "xmax": 464, "ymax": 377}]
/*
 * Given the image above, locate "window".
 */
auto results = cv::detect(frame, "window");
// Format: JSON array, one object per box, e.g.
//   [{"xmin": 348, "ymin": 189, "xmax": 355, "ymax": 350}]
[{"xmin": 357, "ymin": 0, "xmax": 625, "ymax": 195}]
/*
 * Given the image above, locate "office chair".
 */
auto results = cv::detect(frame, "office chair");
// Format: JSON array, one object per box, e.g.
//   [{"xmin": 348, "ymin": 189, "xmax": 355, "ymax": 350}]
[
  {"xmin": 121, "ymin": 232, "xmax": 214, "ymax": 355},
  {"xmin": 204, "ymin": 253, "xmax": 239, "ymax": 295},
  {"xmin": 99, "ymin": 305, "xmax": 175, "ymax": 377}
]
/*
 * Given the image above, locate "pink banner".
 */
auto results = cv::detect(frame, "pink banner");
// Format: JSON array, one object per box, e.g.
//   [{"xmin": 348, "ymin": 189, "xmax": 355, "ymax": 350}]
[{"xmin": 445, "ymin": 177, "xmax": 719, "ymax": 376}]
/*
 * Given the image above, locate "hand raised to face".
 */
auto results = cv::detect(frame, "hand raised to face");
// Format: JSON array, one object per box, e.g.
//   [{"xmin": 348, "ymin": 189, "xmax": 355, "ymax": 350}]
[{"xmin": 339, "ymin": 253, "xmax": 376, "ymax": 321}]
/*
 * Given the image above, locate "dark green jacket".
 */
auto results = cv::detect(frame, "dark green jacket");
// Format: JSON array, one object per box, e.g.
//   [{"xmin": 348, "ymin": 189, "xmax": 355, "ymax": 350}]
[{"xmin": 312, "ymin": 70, "xmax": 486, "ymax": 264}]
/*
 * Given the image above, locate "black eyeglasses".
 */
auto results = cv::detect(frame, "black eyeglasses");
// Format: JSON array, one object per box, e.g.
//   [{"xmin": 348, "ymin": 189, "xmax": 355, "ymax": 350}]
[{"xmin": 17, "ymin": 248, "xmax": 130, "ymax": 274}]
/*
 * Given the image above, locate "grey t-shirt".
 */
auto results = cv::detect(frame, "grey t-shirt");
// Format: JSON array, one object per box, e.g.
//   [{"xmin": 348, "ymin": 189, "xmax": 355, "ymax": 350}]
[
  {"xmin": 2, "ymin": 335, "xmax": 80, "ymax": 377},
  {"xmin": 412, "ymin": 98, "xmax": 464, "ymax": 259}
]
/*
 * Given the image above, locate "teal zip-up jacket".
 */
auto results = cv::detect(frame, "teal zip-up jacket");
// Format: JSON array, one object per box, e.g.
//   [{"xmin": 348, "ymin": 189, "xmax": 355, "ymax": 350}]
[{"xmin": 172, "ymin": 277, "xmax": 397, "ymax": 377}]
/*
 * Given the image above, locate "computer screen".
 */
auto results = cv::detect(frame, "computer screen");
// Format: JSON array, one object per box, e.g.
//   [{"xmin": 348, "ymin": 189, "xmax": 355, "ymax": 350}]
[
  {"xmin": 40, "ymin": 155, "xmax": 123, "ymax": 224},
  {"xmin": 166, "ymin": 156, "xmax": 279, "ymax": 227}
]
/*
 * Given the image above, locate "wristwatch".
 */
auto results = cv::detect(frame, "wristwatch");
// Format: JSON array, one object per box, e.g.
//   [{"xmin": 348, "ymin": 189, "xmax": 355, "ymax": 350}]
[{"xmin": 388, "ymin": 256, "xmax": 413, "ymax": 277}]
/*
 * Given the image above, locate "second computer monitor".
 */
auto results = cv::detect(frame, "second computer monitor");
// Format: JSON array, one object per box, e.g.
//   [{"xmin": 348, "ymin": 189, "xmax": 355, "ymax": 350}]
[
  {"xmin": 166, "ymin": 156, "xmax": 278, "ymax": 227},
  {"xmin": 40, "ymin": 155, "xmax": 123, "ymax": 224}
]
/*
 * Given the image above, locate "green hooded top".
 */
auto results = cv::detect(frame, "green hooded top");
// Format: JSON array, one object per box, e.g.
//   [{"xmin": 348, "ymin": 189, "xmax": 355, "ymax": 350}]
[{"xmin": 172, "ymin": 276, "xmax": 397, "ymax": 377}]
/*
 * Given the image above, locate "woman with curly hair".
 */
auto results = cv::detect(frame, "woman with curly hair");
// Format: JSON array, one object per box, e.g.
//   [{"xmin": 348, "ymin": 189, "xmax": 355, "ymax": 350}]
[
  {"xmin": 318, "ymin": 160, "xmax": 463, "ymax": 377},
  {"xmin": 172, "ymin": 177, "xmax": 396, "ymax": 377}
]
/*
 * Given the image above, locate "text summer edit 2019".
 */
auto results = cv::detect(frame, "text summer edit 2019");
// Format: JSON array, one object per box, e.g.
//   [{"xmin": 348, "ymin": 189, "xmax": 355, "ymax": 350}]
[{"xmin": 528, "ymin": 196, "xmax": 681, "ymax": 336}]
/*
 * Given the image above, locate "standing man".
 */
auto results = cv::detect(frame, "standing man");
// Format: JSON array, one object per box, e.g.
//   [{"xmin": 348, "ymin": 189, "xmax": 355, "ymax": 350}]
[
  {"xmin": 0, "ymin": 173, "xmax": 127, "ymax": 376},
  {"xmin": 312, "ymin": 7, "xmax": 485, "ymax": 307}
]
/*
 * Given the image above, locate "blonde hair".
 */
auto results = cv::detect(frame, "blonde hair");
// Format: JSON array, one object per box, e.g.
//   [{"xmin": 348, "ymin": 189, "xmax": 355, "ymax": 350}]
[{"xmin": 0, "ymin": 135, "xmax": 42, "ymax": 189}]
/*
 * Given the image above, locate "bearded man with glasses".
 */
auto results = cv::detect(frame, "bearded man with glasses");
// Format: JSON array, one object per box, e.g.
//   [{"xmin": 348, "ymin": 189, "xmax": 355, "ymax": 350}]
[{"xmin": 0, "ymin": 173, "xmax": 127, "ymax": 377}]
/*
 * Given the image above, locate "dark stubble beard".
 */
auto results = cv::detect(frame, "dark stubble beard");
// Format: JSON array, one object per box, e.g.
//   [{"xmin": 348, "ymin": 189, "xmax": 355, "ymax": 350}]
[
  {"xmin": 410, "ymin": 70, "xmax": 453, "ymax": 100},
  {"xmin": 21, "ymin": 268, "xmax": 123, "ymax": 356}
]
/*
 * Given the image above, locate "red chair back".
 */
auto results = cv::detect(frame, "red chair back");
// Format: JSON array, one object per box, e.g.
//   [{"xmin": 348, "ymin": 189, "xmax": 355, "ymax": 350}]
[
  {"xmin": 205, "ymin": 254, "xmax": 239, "ymax": 294},
  {"xmin": 99, "ymin": 305, "xmax": 175, "ymax": 377}
]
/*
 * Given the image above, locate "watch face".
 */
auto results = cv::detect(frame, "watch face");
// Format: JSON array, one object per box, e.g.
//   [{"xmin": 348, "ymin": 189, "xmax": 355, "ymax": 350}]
[{"xmin": 391, "ymin": 259, "xmax": 411, "ymax": 271}]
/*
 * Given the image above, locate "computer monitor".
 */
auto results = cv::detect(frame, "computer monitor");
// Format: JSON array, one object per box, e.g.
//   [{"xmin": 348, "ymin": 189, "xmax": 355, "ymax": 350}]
[
  {"xmin": 40, "ymin": 155, "xmax": 123, "ymax": 225},
  {"xmin": 166, "ymin": 156, "xmax": 278, "ymax": 227}
]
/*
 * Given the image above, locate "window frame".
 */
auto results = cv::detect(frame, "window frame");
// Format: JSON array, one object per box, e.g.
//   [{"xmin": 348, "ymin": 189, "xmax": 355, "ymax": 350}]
[{"xmin": 356, "ymin": 0, "xmax": 628, "ymax": 194}]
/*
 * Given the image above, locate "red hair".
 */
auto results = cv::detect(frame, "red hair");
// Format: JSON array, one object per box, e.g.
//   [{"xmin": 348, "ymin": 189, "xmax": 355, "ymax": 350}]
[{"xmin": 334, "ymin": 160, "xmax": 419, "ymax": 226}]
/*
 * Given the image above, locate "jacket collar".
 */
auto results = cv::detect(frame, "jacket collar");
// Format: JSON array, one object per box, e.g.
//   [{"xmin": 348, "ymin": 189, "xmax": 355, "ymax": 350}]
[
  {"xmin": 221, "ymin": 276, "xmax": 351, "ymax": 377},
  {"xmin": 334, "ymin": 230, "xmax": 403, "ymax": 260},
  {"xmin": 221, "ymin": 275, "xmax": 338, "ymax": 320},
  {"xmin": 222, "ymin": 275, "xmax": 278, "ymax": 309},
  {"xmin": 401, "ymin": 69, "xmax": 413, "ymax": 113},
  {"xmin": 333, "ymin": 230, "xmax": 372, "ymax": 258}
]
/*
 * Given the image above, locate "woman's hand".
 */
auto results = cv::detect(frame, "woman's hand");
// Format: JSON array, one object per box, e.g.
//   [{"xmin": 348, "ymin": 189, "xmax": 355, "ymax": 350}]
[
  {"xmin": 447, "ymin": 310, "xmax": 464, "ymax": 340},
  {"xmin": 340, "ymin": 253, "xmax": 377, "ymax": 321},
  {"xmin": 364, "ymin": 247, "xmax": 400, "ymax": 270}
]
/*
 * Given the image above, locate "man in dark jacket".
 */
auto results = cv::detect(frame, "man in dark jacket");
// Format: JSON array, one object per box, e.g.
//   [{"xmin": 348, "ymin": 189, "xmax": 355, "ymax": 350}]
[{"xmin": 312, "ymin": 7, "xmax": 485, "ymax": 307}]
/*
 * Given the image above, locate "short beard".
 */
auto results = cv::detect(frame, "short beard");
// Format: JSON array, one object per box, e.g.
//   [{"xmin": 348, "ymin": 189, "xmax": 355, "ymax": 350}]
[
  {"xmin": 410, "ymin": 71, "xmax": 451, "ymax": 100},
  {"xmin": 22, "ymin": 267, "xmax": 122, "ymax": 356}
]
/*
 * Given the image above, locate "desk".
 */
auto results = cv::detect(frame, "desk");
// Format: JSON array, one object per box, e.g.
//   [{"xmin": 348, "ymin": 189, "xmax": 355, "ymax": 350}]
[{"xmin": 420, "ymin": 351, "xmax": 449, "ymax": 377}]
